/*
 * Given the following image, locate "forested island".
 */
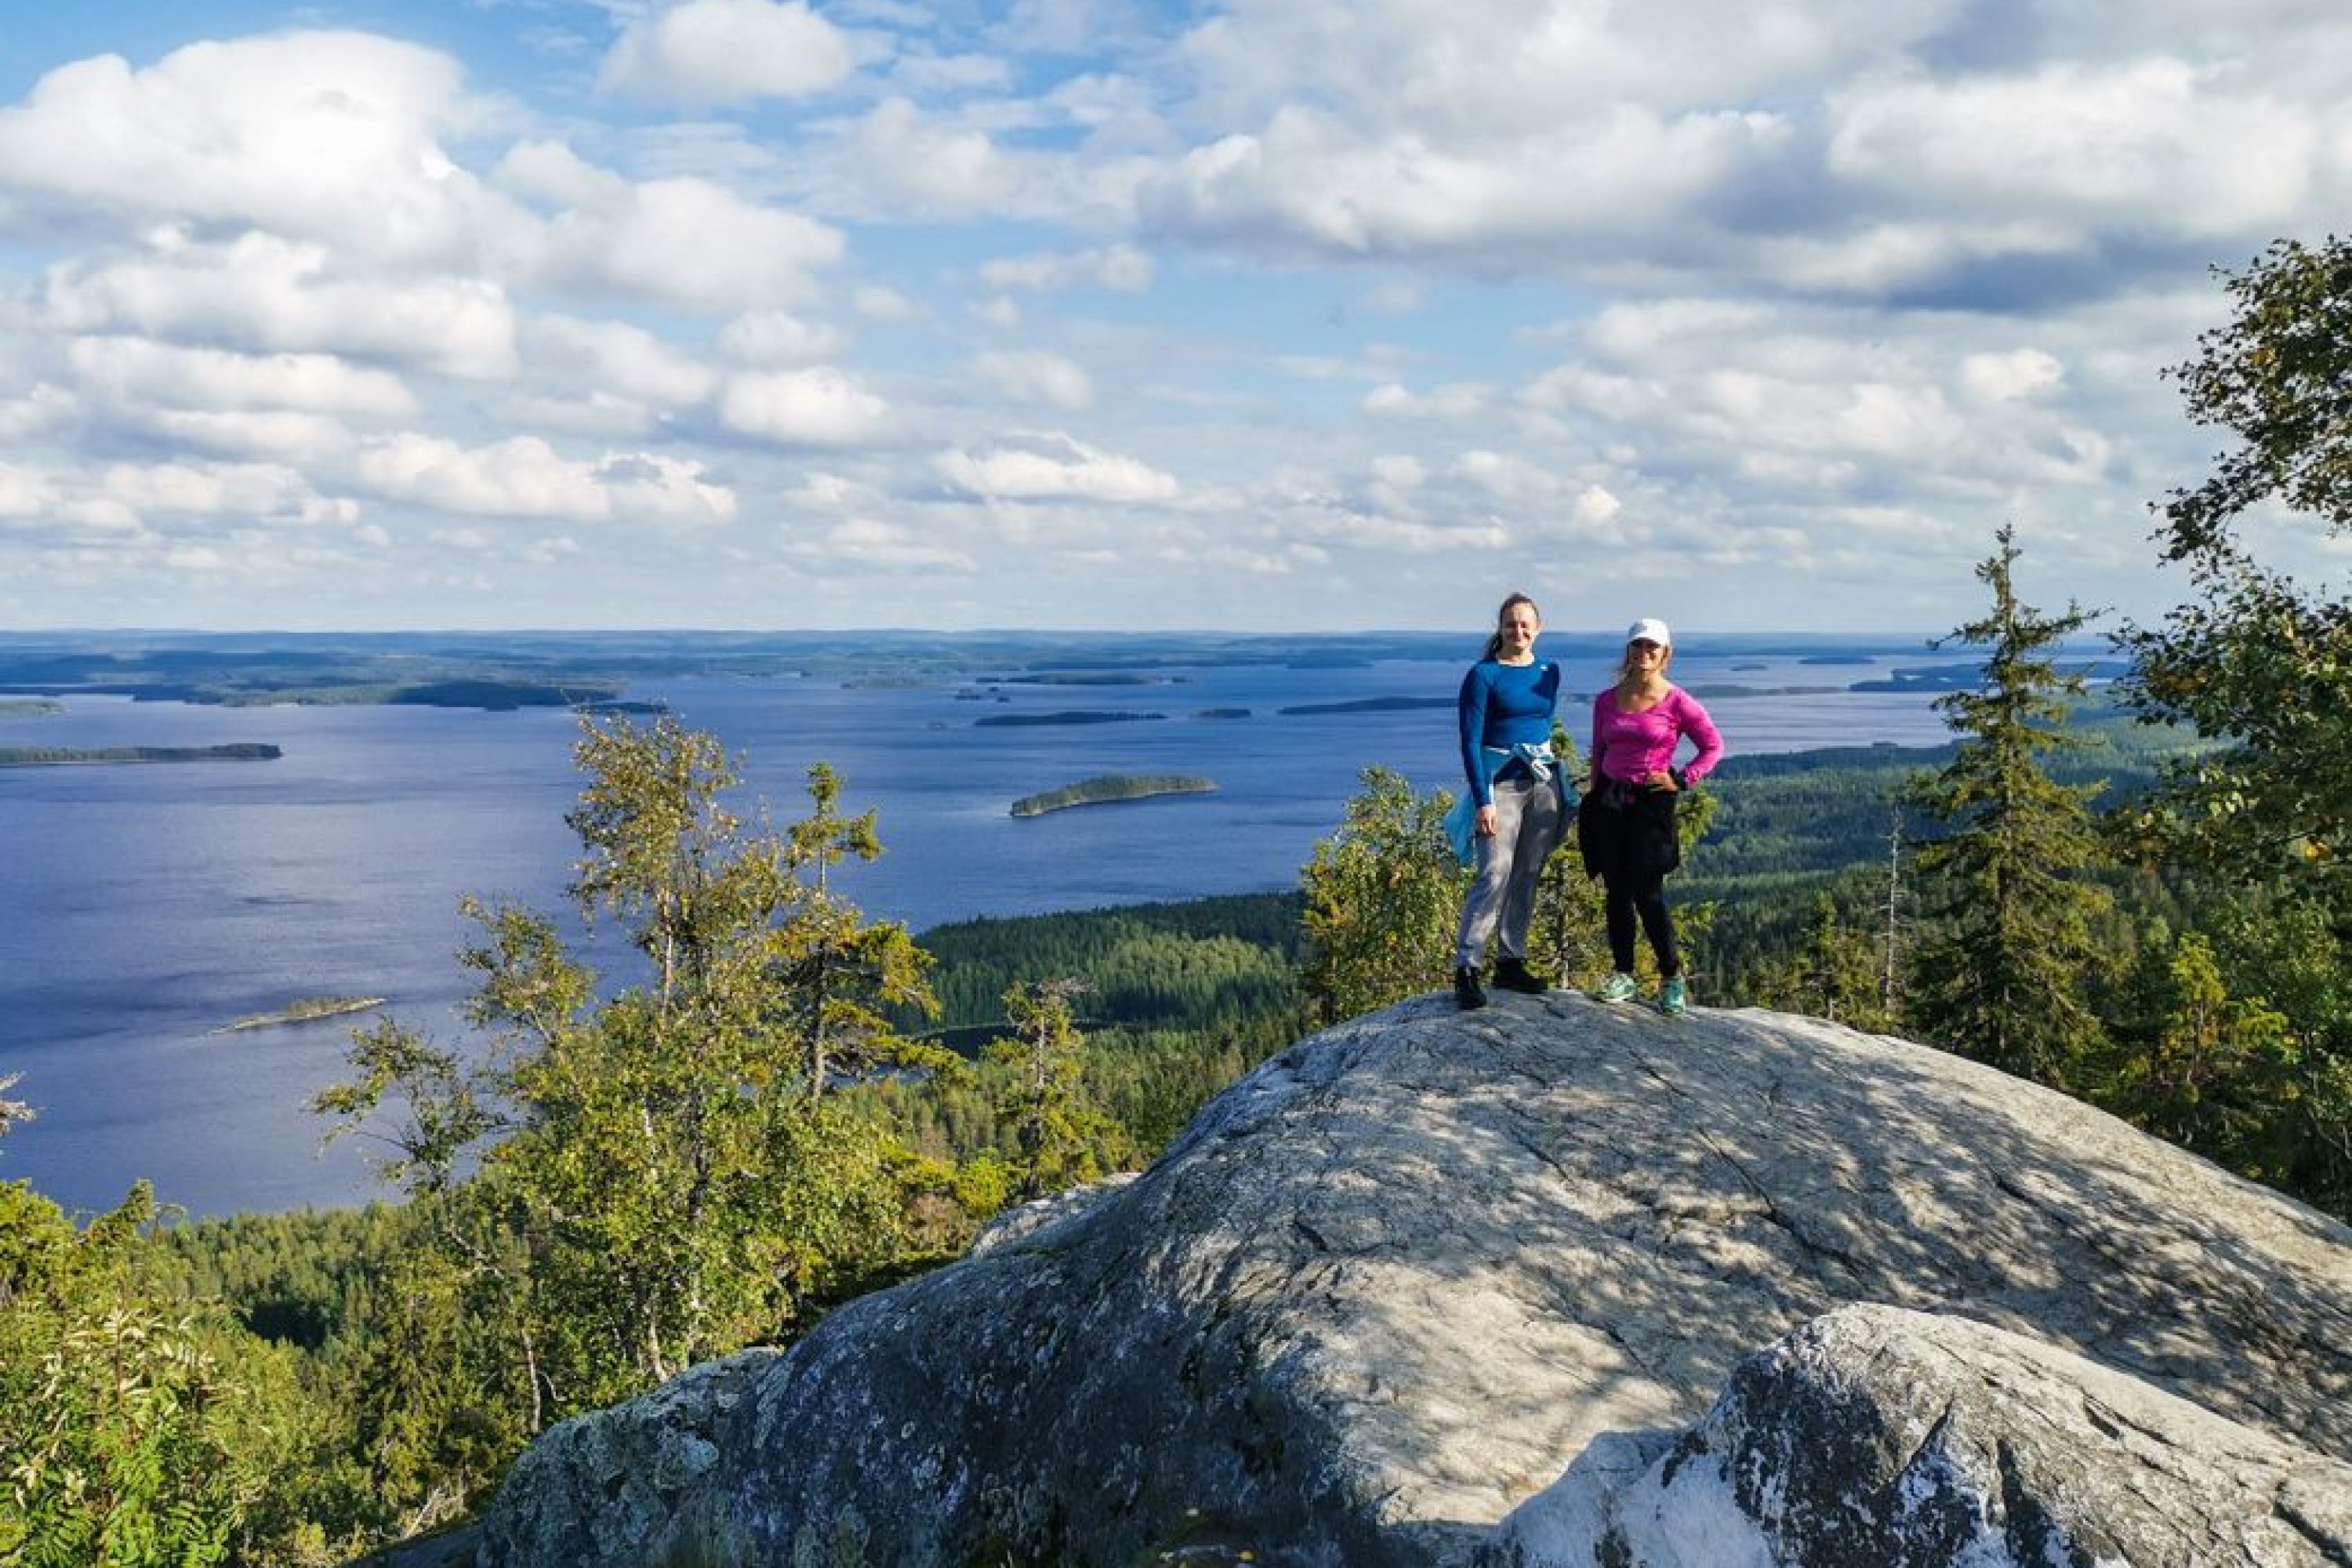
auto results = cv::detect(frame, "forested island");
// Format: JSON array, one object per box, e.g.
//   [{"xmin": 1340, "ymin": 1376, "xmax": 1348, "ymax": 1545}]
[
  {"xmin": 0, "ymin": 698, "xmax": 60, "ymax": 717},
  {"xmin": 974, "ymin": 709, "xmax": 1167, "ymax": 727},
  {"xmin": 1010, "ymin": 774, "xmax": 1218, "ymax": 816},
  {"xmin": 0, "ymin": 742, "xmax": 281, "ymax": 767},
  {"xmin": 1276, "ymin": 695, "xmax": 1456, "ymax": 715}
]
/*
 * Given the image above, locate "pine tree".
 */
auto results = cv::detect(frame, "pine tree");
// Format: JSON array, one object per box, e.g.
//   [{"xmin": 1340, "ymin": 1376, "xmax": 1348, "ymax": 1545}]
[
  {"xmin": 317, "ymin": 716, "xmax": 948, "ymax": 1429},
  {"xmin": 982, "ymin": 979, "xmax": 1131, "ymax": 1202},
  {"xmin": 1299, "ymin": 768, "xmax": 1468, "ymax": 1025},
  {"xmin": 1906, "ymin": 525, "xmax": 2114, "ymax": 1087}
]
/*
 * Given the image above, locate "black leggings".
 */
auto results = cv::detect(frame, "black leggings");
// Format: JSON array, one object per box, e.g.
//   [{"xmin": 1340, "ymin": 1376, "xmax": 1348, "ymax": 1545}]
[{"xmin": 1602, "ymin": 870, "xmax": 1679, "ymax": 978}]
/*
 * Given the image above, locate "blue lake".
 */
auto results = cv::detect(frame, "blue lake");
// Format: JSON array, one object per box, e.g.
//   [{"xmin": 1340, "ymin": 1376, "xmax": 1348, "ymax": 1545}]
[{"xmin": 0, "ymin": 637, "xmax": 1961, "ymax": 1217}]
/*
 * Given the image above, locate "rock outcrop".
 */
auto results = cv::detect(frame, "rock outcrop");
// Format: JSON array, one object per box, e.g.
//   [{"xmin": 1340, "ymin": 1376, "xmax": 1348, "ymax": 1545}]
[
  {"xmin": 1483, "ymin": 1304, "xmax": 2352, "ymax": 1566},
  {"xmin": 474, "ymin": 993, "xmax": 2352, "ymax": 1566}
]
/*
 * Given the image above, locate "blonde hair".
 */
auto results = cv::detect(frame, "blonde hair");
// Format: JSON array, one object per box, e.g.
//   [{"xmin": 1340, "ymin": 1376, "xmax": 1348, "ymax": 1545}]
[{"xmin": 1616, "ymin": 641, "xmax": 1673, "ymax": 685}]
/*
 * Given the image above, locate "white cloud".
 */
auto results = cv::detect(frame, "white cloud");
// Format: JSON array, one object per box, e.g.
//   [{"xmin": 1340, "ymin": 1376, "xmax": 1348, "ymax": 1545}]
[
  {"xmin": 1453, "ymin": 450, "xmax": 1561, "ymax": 504},
  {"xmin": 853, "ymin": 285, "xmax": 919, "ymax": 322},
  {"xmin": 1828, "ymin": 60, "xmax": 2321, "ymax": 238},
  {"xmin": 1363, "ymin": 382, "xmax": 1489, "ymax": 419},
  {"xmin": 0, "ymin": 33, "xmax": 502, "ymax": 267},
  {"xmin": 792, "ymin": 516, "xmax": 976, "ymax": 571},
  {"xmin": 360, "ymin": 434, "xmax": 604, "ymax": 519},
  {"xmin": 970, "ymin": 350, "xmax": 1093, "ymax": 410},
  {"xmin": 0, "ymin": 463, "xmax": 56, "ymax": 516},
  {"xmin": 718, "ymin": 367, "xmax": 893, "ymax": 445},
  {"xmin": 98, "ymin": 460, "xmax": 321, "ymax": 518},
  {"xmin": 132, "ymin": 409, "xmax": 363, "ymax": 461},
  {"xmin": 524, "ymin": 315, "xmax": 716, "ymax": 407},
  {"xmin": 1961, "ymin": 348, "xmax": 2067, "ymax": 404},
  {"xmin": 600, "ymin": 0, "xmax": 858, "ymax": 107},
  {"xmin": 68, "ymin": 337, "xmax": 417, "ymax": 418},
  {"xmin": 356, "ymin": 434, "xmax": 736, "ymax": 524},
  {"xmin": 935, "ymin": 436, "xmax": 1178, "ymax": 502},
  {"xmin": 979, "ymin": 244, "xmax": 1154, "ymax": 294},
  {"xmin": 0, "ymin": 386, "xmax": 76, "ymax": 441},
  {"xmin": 846, "ymin": 98, "xmax": 1019, "ymax": 214},
  {"xmin": 971, "ymin": 296, "xmax": 1023, "ymax": 328},
  {"xmin": 501, "ymin": 141, "xmax": 846, "ymax": 310},
  {"xmin": 41, "ymin": 233, "xmax": 520, "ymax": 379},
  {"xmin": 716, "ymin": 309, "xmax": 850, "ymax": 365},
  {"xmin": 1138, "ymin": 103, "xmax": 1787, "ymax": 260}
]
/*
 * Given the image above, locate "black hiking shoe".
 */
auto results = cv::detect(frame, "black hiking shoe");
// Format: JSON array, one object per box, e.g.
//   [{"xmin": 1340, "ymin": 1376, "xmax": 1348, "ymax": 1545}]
[
  {"xmin": 1493, "ymin": 956, "xmax": 1548, "ymax": 995},
  {"xmin": 1453, "ymin": 966, "xmax": 1487, "ymax": 1010}
]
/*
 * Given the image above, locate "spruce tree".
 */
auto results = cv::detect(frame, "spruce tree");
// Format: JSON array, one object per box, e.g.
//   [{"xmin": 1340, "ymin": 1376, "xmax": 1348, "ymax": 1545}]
[{"xmin": 1906, "ymin": 525, "xmax": 2112, "ymax": 1087}]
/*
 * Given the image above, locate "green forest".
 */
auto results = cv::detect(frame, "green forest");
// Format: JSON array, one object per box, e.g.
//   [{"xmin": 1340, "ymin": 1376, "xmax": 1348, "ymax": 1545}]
[{"xmin": 5, "ymin": 238, "xmax": 2352, "ymax": 1566}]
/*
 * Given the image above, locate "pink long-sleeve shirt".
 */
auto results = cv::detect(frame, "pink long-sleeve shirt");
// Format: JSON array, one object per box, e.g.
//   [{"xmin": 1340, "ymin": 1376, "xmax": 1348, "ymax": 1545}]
[{"xmin": 1592, "ymin": 685, "xmax": 1724, "ymax": 786}]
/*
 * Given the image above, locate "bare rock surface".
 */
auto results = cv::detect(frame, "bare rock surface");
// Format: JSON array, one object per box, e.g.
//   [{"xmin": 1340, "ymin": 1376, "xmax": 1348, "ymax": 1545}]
[
  {"xmin": 1484, "ymin": 1303, "xmax": 2352, "ymax": 1567},
  {"xmin": 473, "ymin": 993, "xmax": 2352, "ymax": 1566}
]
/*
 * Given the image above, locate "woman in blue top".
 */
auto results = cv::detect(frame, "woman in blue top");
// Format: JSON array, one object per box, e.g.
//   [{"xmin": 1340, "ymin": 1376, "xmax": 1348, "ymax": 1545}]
[{"xmin": 1450, "ymin": 591, "xmax": 1569, "ymax": 1009}]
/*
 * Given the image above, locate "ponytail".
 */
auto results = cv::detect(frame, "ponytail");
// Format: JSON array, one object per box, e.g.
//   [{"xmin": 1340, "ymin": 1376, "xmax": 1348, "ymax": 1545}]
[{"xmin": 1481, "ymin": 593, "xmax": 1541, "ymax": 661}]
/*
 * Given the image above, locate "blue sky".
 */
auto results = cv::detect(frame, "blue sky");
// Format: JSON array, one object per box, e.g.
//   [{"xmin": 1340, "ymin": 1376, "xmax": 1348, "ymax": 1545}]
[{"xmin": 0, "ymin": 0, "xmax": 2347, "ymax": 633}]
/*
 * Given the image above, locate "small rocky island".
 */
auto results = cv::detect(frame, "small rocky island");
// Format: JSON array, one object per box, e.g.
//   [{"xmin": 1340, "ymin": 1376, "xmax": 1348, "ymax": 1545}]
[
  {"xmin": 1011, "ymin": 774, "xmax": 1218, "ymax": 816},
  {"xmin": 213, "ymin": 996, "xmax": 387, "ymax": 1034}
]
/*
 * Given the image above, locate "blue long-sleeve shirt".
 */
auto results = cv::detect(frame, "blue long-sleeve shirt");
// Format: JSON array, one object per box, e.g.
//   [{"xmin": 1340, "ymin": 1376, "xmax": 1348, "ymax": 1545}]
[{"xmin": 1457, "ymin": 658, "xmax": 1562, "ymax": 808}]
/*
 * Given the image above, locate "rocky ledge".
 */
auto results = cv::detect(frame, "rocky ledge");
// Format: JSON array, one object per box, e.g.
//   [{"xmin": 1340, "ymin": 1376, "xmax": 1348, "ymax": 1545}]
[{"xmin": 474, "ymin": 992, "xmax": 2352, "ymax": 1566}]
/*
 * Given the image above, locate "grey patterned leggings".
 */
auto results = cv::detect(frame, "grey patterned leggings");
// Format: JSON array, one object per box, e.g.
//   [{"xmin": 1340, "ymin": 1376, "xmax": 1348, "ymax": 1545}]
[{"xmin": 1454, "ymin": 773, "xmax": 1563, "ymax": 969}]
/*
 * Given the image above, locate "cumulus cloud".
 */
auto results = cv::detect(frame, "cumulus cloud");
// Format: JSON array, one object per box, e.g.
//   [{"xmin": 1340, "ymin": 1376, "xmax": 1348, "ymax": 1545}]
[
  {"xmin": 845, "ymin": 98, "xmax": 1019, "ymax": 214},
  {"xmin": 718, "ymin": 367, "xmax": 893, "ymax": 445},
  {"xmin": 716, "ymin": 309, "xmax": 850, "ymax": 365},
  {"xmin": 935, "ymin": 435, "xmax": 1178, "ymax": 502},
  {"xmin": 1827, "ymin": 60, "xmax": 2321, "ymax": 238},
  {"xmin": 357, "ymin": 434, "xmax": 736, "ymax": 524},
  {"xmin": 97, "ymin": 460, "xmax": 323, "ymax": 518},
  {"xmin": 0, "ymin": 463, "xmax": 56, "ymax": 516},
  {"xmin": 1363, "ymin": 382, "xmax": 1489, "ymax": 419},
  {"xmin": 524, "ymin": 315, "xmax": 716, "ymax": 408},
  {"xmin": 68, "ymin": 337, "xmax": 417, "ymax": 418},
  {"xmin": 969, "ymin": 350, "xmax": 1093, "ymax": 410},
  {"xmin": 499, "ymin": 140, "xmax": 846, "ymax": 310},
  {"xmin": 979, "ymin": 244, "xmax": 1155, "ymax": 294},
  {"xmin": 1138, "ymin": 103, "xmax": 1788, "ymax": 260},
  {"xmin": 0, "ymin": 33, "xmax": 501, "ymax": 266},
  {"xmin": 600, "ymin": 0, "xmax": 858, "ymax": 107},
  {"xmin": 41, "ymin": 233, "xmax": 519, "ymax": 379}
]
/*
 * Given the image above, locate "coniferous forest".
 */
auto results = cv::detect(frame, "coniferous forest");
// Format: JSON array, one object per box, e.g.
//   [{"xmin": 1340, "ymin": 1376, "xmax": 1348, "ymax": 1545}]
[{"xmin": 5, "ymin": 238, "xmax": 2352, "ymax": 1565}]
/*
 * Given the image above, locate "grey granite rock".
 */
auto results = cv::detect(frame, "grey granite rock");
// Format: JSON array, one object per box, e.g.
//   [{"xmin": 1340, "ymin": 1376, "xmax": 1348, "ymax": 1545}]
[
  {"xmin": 474, "ymin": 994, "xmax": 2352, "ymax": 1567},
  {"xmin": 1485, "ymin": 1303, "xmax": 2352, "ymax": 1567}
]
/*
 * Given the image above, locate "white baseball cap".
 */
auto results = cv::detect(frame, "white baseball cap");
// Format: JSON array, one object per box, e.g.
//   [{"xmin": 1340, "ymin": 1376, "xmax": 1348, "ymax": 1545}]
[{"xmin": 1625, "ymin": 618, "xmax": 1671, "ymax": 648}]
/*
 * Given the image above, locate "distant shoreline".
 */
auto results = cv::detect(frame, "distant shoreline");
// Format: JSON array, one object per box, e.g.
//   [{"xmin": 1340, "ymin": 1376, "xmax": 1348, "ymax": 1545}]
[{"xmin": 0, "ymin": 743, "xmax": 282, "ymax": 767}]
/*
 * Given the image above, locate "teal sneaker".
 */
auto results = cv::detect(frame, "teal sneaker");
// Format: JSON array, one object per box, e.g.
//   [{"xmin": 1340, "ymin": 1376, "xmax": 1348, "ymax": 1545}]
[
  {"xmin": 1660, "ymin": 976, "xmax": 1689, "ymax": 1017},
  {"xmin": 1593, "ymin": 971, "xmax": 1639, "ymax": 1004}
]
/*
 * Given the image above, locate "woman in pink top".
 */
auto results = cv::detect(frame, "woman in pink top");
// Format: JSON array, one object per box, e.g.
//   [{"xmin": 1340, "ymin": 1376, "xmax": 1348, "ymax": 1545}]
[{"xmin": 1576, "ymin": 618, "xmax": 1723, "ymax": 1015}]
